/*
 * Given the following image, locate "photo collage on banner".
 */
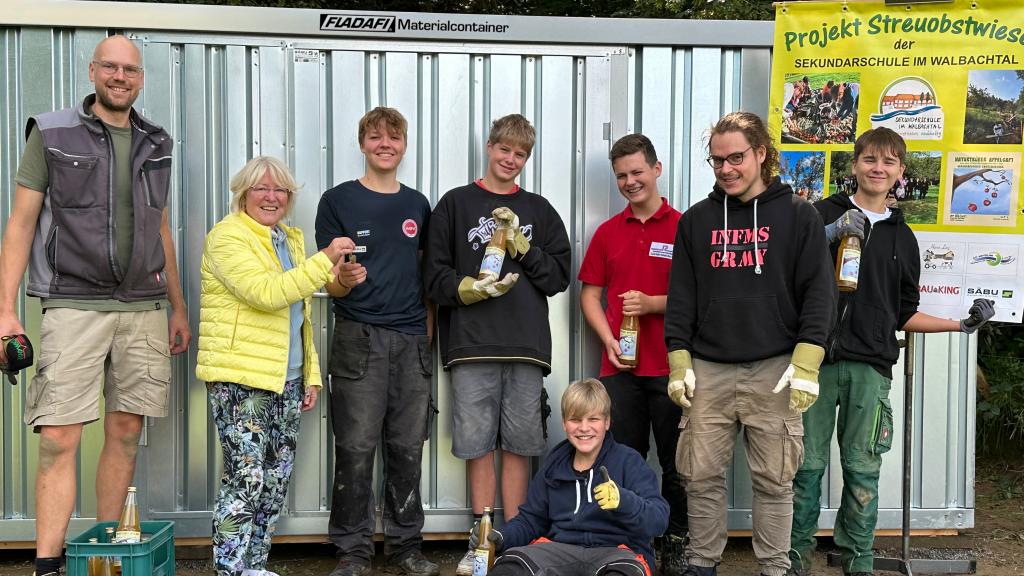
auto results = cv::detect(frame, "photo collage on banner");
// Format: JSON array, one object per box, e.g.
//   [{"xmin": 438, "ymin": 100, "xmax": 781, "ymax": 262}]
[{"xmin": 768, "ymin": 0, "xmax": 1024, "ymax": 323}]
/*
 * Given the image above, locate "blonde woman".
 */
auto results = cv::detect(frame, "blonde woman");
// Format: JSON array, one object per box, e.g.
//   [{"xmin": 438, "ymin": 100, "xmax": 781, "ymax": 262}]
[{"xmin": 197, "ymin": 156, "xmax": 352, "ymax": 576}]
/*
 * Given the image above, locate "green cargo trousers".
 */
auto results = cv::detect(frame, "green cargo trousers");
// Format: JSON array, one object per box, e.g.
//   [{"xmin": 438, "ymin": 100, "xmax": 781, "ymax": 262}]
[{"xmin": 789, "ymin": 361, "xmax": 894, "ymax": 574}]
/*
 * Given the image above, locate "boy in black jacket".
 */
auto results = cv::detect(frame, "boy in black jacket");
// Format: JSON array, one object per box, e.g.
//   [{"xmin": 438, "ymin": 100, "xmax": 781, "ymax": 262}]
[
  {"xmin": 788, "ymin": 127, "xmax": 994, "ymax": 576},
  {"xmin": 423, "ymin": 114, "xmax": 572, "ymax": 575},
  {"xmin": 664, "ymin": 112, "xmax": 835, "ymax": 576}
]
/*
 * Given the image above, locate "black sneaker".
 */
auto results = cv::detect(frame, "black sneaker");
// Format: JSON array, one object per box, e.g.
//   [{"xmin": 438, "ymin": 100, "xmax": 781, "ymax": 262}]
[
  {"xmin": 389, "ymin": 550, "xmax": 440, "ymax": 576},
  {"xmin": 786, "ymin": 567, "xmax": 810, "ymax": 576},
  {"xmin": 659, "ymin": 534, "xmax": 690, "ymax": 576},
  {"xmin": 329, "ymin": 558, "xmax": 371, "ymax": 576}
]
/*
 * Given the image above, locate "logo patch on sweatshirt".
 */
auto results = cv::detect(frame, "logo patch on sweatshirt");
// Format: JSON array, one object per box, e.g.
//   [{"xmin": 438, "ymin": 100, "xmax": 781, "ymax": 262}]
[
  {"xmin": 402, "ymin": 219, "xmax": 418, "ymax": 238},
  {"xmin": 466, "ymin": 216, "xmax": 533, "ymax": 250},
  {"xmin": 709, "ymin": 226, "xmax": 770, "ymax": 269}
]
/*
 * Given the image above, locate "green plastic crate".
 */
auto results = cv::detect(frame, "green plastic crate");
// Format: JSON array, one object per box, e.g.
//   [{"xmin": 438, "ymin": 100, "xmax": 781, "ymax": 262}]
[{"xmin": 66, "ymin": 520, "xmax": 175, "ymax": 576}]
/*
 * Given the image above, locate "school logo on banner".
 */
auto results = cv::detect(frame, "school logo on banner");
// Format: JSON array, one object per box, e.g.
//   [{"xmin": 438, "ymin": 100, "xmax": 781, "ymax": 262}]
[{"xmin": 870, "ymin": 76, "xmax": 944, "ymax": 139}]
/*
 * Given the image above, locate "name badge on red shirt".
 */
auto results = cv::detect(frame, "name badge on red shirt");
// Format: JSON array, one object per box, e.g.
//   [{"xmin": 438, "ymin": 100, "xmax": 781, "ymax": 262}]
[{"xmin": 649, "ymin": 242, "xmax": 673, "ymax": 259}]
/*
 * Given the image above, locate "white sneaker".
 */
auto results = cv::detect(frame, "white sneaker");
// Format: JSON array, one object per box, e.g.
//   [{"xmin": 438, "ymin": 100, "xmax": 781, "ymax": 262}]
[
  {"xmin": 241, "ymin": 570, "xmax": 281, "ymax": 576},
  {"xmin": 454, "ymin": 549, "xmax": 476, "ymax": 576}
]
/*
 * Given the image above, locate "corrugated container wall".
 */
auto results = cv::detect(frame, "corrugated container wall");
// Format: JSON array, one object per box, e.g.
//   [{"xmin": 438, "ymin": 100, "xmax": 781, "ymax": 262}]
[{"xmin": 0, "ymin": 3, "xmax": 976, "ymax": 542}]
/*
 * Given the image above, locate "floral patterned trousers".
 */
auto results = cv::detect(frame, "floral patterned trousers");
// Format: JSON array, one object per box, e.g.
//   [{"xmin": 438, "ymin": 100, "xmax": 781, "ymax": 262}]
[{"xmin": 209, "ymin": 378, "xmax": 303, "ymax": 576}]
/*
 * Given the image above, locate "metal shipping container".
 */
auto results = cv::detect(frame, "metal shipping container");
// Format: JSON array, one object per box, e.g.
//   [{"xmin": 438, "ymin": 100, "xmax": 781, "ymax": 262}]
[{"xmin": 0, "ymin": 0, "xmax": 976, "ymax": 542}]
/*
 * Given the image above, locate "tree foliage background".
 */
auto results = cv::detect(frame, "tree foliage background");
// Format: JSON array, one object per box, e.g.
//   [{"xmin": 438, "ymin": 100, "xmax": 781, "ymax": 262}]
[{"xmin": 129, "ymin": 0, "xmax": 775, "ymax": 19}]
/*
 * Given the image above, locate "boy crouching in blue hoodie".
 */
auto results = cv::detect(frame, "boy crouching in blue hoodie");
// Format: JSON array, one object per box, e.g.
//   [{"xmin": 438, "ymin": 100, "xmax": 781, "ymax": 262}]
[{"xmin": 469, "ymin": 378, "xmax": 669, "ymax": 575}]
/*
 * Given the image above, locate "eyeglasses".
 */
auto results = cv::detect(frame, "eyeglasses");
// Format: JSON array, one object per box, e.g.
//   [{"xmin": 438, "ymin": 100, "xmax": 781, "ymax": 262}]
[
  {"xmin": 250, "ymin": 186, "xmax": 291, "ymax": 196},
  {"xmin": 706, "ymin": 146, "xmax": 753, "ymax": 169},
  {"xmin": 93, "ymin": 60, "xmax": 144, "ymax": 78}
]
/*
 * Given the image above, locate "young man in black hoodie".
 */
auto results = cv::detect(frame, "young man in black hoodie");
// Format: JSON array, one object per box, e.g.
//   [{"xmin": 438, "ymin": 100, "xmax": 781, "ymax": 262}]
[
  {"xmin": 664, "ymin": 111, "xmax": 835, "ymax": 576},
  {"xmin": 788, "ymin": 127, "xmax": 994, "ymax": 576},
  {"xmin": 423, "ymin": 114, "xmax": 572, "ymax": 575}
]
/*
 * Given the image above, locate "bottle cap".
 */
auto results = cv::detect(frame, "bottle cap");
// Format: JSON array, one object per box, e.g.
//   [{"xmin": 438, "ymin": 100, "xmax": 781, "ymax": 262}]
[{"xmin": 128, "ymin": 486, "xmax": 137, "ymax": 492}]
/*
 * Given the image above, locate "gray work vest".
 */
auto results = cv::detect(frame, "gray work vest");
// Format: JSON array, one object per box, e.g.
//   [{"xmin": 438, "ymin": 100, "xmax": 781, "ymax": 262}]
[{"xmin": 26, "ymin": 94, "xmax": 173, "ymax": 301}]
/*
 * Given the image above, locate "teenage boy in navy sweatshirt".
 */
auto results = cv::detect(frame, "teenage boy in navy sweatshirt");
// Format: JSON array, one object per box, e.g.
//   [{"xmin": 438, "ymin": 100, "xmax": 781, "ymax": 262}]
[
  {"xmin": 423, "ymin": 114, "xmax": 572, "ymax": 575},
  {"xmin": 788, "ymin": 127, "xmax": 994, "ymax": 576},
  {"xmin": 579, "ymin": 133, "xmax": 688, "ymax": 575},
  {"xmin": 469, "ymin": 378, "xmax": 669, "ymax": 576},
  {"xmin": 316, "ymin": 107, "xmax": 437, "ymax": 576},
  {"xmin": 664, "ymin": 112, "xmax": 835, "ymax": 576}
]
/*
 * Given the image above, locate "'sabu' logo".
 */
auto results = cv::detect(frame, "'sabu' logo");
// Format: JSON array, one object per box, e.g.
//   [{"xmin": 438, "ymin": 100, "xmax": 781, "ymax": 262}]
[
  {"xmin": 967, "ymin": 287, "xmax": 1011, "ymax": 298},
  {"xmin": 320, "ymin": 14, "xmax": 396, "ymax": 33}
]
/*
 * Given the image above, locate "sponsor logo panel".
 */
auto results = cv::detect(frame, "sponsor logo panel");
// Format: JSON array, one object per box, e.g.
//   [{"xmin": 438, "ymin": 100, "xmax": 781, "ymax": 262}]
[{"xmin": 920, "ymin": 241, "xmax": 964, "ymax": 273}]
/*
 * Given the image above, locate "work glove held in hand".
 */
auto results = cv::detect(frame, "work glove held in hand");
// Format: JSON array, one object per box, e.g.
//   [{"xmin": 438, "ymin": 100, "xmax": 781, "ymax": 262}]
[
  {"xmin": 468, "ymin": 522, "xmax": 504, "ymax": 551},
  {"xmin": 458, "ymin": 276, "xmax": 496, "ymax": 306},
  {"xmin": 825, "ymin": 209, "xmax": 867, "ymax": 243},
  {"xmin": 960, "ymin": 298, "xmax": 995, "ymax": 334},
  {"xmin": 484, "ymin": 273, "xmax": 519, "ymax": 297},
  {"xmin": 492, "ymin": 207, "xmax": 530, "ymax": 259},
  {"xmin": 772, "ymin": 342, "xmax": 825, "ymax": 413},
  {"xmin": 593, "ymin": 466, "xmax": 620, "ymax": 510},
  {"xmin": 667, "ymin": 350, "xmax": 696, "ymax": 408}
]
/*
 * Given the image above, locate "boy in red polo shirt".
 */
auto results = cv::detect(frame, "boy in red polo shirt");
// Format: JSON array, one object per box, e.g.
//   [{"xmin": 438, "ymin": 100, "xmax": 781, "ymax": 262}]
[{"xmin": 578, "ymin": 133, "xmax": 687, "ymax": 576}]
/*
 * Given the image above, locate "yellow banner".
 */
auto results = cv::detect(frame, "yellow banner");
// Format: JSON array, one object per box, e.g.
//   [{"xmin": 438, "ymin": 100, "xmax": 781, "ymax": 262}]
[{"xmin": 767, "ymin": 0, "xmax": 1023, "ymax": 235}]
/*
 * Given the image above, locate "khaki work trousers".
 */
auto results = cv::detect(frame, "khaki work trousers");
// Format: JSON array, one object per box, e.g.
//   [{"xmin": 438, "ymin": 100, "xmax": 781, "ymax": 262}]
[{"xmin": 675, "ymin": 355, "xmax": 804, "ymax": 576}]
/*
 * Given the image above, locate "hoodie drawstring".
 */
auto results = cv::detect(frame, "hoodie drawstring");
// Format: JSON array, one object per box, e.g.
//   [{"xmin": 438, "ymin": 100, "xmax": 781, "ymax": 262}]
[
  {"xmin": 722, "ymin": 195, "xmax": 762, "ymax": 275},
  {"xmin": 722, "ymin": 196, "xmax": 729, "ymax": 261},
  {"xmin": 753, "ymin": 197, "xmax": 762, "ymax": 275},
  {"xmin": 572, "ymin": 468, "xmax": 595, "ymax": 514}
]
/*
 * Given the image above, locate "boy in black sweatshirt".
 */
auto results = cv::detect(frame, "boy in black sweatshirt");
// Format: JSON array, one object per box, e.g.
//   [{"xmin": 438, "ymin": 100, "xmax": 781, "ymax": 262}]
[
  {"xmin": 664, "ymin": 112, "xmax": 835, "ymax": 576},
  {"xmin": 422, "ymin": 114, "xmax": 572, "ymax": 576},
  {"xmin": 789, "ymin": 127, "xmax": 994, "ymax": 576}
]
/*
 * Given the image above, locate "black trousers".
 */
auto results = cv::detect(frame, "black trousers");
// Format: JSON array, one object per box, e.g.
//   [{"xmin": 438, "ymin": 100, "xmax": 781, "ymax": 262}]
[
  {"xmin": 327, "ymin": 317, "xmax": 435, "ymax": 563},
  {"xmin": 601, "ymin": 371, "xmax": 688, "ymax": 536}
]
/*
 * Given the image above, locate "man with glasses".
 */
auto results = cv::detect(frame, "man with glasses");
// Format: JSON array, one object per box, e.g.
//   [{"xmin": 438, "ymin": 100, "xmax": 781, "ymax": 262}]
[
  {"xmin": 0, "ymin": 35, "xmax": 190, "ymax": 576},
  {"xmin": 664, "ymin": 112, "xmax": 833, "ymax": 576}
]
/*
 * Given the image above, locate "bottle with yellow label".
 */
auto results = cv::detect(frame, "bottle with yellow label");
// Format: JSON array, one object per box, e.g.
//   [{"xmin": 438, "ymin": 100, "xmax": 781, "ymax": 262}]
[
  {"xmin": 472, "ymin": 507, "xmax": 495, "ymax": 575},
  {"xmin": 478, "ymin": 225, "xmax": 509, "ymax": 280},
  {"xmin": 618, "ymin": 313, "xmax": 639, "ymax": 368},
  {"xmin": 835, "ymin": 234, "xmax": 861, "ymax": 292},
  {"xmin": 115, "ymin": 487, "xmax": 141, "ymax": 544}
]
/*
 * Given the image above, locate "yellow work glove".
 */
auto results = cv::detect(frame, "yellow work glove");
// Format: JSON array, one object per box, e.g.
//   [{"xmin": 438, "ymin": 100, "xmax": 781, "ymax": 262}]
[
  {"xmin": 458, "ymin": 276, "xmax": 497, "ymax": 305},
  {"xmin": 593, "ymin": 466, "xmax": 620, "ymax": 510},
  {"xmin": 772, "ymin": 342, "xmax": 825, "ymax": 413},
  {"xmin": 492, "ymin": 207, "xmax": 531, "ymax": 259},
  {"xmin": 667, "ymin": 350, "xmax": 697, "ymax": 408}
]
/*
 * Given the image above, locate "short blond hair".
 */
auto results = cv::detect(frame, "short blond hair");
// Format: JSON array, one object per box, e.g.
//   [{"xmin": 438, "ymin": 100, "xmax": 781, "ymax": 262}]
[
  {"xmin": 229, "ymin": 156, "xmax": 299, "ymax": 218},
  {"xmin": 487, "ymin": 114, "xmax": 536, "ymax": 156},
  {"xmin": 358, "ymin": 106, "xmax": 408, "ymax": 146},
  {"xmin": 561, "ymin": 378, "xmax": 611, "ymax": 421}
]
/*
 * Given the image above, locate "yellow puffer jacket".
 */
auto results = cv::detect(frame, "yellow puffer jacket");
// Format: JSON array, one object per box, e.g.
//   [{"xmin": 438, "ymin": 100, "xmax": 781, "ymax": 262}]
[{"xmin": 196, "ymin": 212, "xmax": 334, "ymax": 392}]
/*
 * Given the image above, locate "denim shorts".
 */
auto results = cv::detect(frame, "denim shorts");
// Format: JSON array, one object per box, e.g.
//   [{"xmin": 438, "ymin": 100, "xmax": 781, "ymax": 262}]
[{"xmin": 449, "ymin": 362, "xmax": 546, "ymax": 459}]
